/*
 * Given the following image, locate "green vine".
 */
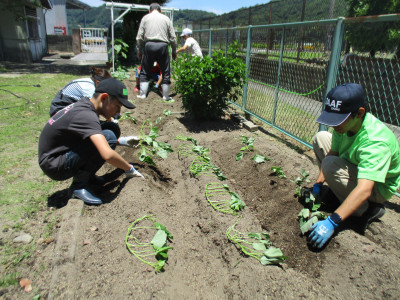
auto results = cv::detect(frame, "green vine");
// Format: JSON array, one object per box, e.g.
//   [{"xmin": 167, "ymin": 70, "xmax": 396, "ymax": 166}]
[
  {"xmin": 205, "ymin": 182, "xmax": 245, "ymax": 215},
  {"xmin": 125, "ymin": 215, "xmax": 173, "ymax": 272},
  {"xmin": 226, "ymin": 219, "xmax": 287, "ymax": 265}
]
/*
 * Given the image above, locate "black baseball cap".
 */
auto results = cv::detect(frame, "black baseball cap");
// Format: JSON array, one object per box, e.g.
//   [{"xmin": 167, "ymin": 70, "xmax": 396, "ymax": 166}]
[
  {"xmin": 316, "ymin": 83, "xmax": 364, "ymax": 126},
  {"xmin": 95, "ymin": 78, "xmax": 135, "ymax": 109}
]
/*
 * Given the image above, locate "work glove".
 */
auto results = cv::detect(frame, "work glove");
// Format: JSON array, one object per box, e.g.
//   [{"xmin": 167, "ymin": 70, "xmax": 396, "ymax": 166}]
[
  {"xmin": 308, "ymin": 216, "xmax": 338, "ymax": 249},
  {"xmin": 312, "ymin": 183, "xmax": 322, "ymax": 196},
  {"xmin": 125, "ymin": 165, "xmax": 144, "ymax": 179},
  {"xmin": 119, "ymin": 136, "xmax": 140, "ymax": 147}
]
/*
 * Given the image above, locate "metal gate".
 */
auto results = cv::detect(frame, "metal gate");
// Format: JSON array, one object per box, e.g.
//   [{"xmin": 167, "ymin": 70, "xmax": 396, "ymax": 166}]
[{"xmin": 80, "ymin": 28, "xmax": 107, "ymax": 53}]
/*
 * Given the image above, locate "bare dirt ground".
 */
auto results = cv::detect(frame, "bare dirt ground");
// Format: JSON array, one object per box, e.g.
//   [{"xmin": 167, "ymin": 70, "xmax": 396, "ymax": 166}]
[{"xmin": 3, "ymin": 64, "xmax": 400, "ymax": 299}]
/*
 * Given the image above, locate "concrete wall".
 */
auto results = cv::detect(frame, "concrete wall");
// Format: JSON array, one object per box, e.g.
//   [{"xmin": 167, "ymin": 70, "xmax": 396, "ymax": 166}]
[
  {"xmin": 47, "ymin": 35, "xmax": 73, "ymax": 52},
  {"xmin": 45, "ymin": 0, "xmax": 68, "ymax": 35},
  {"xmin": 47, "ymin": 29, "xmax": 81, "ymax": 54}
]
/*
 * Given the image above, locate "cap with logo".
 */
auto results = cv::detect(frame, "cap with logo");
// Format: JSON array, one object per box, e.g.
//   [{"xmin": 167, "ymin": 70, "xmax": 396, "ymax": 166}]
[
  {"xmin": 316, "ymin": 83, "xmax": 364, "ymax": 126},
  {"xmin": 95, "ymin": 78, "xmax": 135, "ymax": 109},
  {"xmin": 181, "ymin": 28, "xmax": 192, "ymax": 37}
]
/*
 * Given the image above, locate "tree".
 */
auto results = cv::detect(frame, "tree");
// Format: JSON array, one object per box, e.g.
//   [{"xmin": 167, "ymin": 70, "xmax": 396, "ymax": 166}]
[
  {"xmin": 104, "ymin": 0, "xmax": 170, "ymax": 65},
  {"xmin": 345, "ymin": 0, "xmax": 400, "ymax": 58}
]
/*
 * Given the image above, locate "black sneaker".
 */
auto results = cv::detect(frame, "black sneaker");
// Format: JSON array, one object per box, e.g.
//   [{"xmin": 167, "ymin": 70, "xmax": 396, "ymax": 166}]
[{"xmin": 361, "ymin": 203, "xmax": 385, "ymax": 232}]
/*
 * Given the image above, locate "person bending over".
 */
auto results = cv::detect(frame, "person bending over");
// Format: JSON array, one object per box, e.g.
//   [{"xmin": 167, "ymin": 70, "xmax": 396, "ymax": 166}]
[
  {"xmin": 309, "ymin": 83, "xmax": 400, "ymax": 249},
  {"xmin": 50, "ymin": 66, "xmax": 139, "ymax": 148},
  {"xmin": 177, "ymin": 28, "xmax": 203, "ymax": 58},
  {"xmin": 38, "ymin": 78, "xmax": 144, "ymax": 205}
]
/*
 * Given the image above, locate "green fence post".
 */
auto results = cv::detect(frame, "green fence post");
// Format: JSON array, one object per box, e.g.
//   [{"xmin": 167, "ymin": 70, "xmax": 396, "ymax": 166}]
[
  {"xmin": 272, "ymin": 26, "xmax": 286, "ymax": 125},
  {"xmin": 242, "ymin": 25, "xmax": 253, "ymax": 110},
  {"xmin": 319, "ymin": 17, "xmax": 345, "ymax": 131},
  {"xmin": 209, "ymin": 28, "xmax": 213, "ymax": 57},
  {"xmin": 225, "ymin": 29, "xmax": 229, "ymax": 56}
]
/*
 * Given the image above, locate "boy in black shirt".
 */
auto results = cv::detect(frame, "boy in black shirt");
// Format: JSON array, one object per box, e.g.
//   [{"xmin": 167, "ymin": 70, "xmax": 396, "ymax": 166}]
[{"xmin": 39, "ymin": 78, "xmax": 143, "ymax": 205}]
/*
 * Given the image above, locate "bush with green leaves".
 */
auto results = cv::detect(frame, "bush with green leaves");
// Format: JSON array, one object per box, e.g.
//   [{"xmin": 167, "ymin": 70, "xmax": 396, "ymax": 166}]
[{"xmin": 173, "ymin": 41, "xmax": 246, "ymax": 120}]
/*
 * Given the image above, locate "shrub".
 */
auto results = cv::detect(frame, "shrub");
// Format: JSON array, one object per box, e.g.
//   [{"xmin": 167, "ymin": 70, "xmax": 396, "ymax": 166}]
[{"xmin": 173, "ymin": 41, "xmax": 246, "ymax": 120}]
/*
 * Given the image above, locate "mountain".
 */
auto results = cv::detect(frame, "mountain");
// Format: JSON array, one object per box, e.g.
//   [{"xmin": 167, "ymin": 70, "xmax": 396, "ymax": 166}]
[{"xmin": 66, "ymin": 5, "xmax": 216, "ymax": 33}]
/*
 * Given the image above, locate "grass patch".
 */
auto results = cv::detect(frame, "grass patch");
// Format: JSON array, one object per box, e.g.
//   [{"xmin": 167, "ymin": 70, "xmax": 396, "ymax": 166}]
[
  {"xmin": 0, "ymin": 72, "xmax": 77, "ymax": 289},
  {"xmin": 244, "ymin": 84, "xmax": 319, "ymax": 144}
]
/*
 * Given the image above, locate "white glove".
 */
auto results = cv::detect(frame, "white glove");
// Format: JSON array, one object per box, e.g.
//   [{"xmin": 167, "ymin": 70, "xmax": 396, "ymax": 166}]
[
  {"xmin": 119, "ymin": 136, "xmax": 140, "ymax": 147},
  {"xmin": 125, "ymin": 165, "xmax": 144, "ymax": 179}
]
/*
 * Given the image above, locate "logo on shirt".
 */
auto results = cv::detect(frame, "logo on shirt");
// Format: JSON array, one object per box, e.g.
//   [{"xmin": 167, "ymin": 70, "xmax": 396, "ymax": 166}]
[
  {"xmin": 48, "ymin": 103, "xmax": 74, "ymax": 125},
  {"xmin": 326, "ymin": 97, "xmax": 342, "ymax": 112}
]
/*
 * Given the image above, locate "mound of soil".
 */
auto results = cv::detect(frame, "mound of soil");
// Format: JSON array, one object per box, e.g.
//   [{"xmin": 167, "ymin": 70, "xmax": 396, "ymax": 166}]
[{"xmin": 8, "ymin": 74, "xmax": 400, "ymax": 299}]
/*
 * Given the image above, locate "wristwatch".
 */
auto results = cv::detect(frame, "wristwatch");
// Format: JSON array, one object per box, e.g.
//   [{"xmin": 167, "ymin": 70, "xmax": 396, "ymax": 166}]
[{"xmin": 330, "ymin": 212, "xmax": 342, "ymax": 225}]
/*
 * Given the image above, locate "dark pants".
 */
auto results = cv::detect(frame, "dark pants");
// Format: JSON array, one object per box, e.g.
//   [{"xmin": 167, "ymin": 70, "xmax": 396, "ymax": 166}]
[
  {"xmin": 140, "ymin": 41, "xmax": 170, "ymax": 85},
  {"xmin": 61, "ymin": 122, "xmax": 120, "ymax": 184}
]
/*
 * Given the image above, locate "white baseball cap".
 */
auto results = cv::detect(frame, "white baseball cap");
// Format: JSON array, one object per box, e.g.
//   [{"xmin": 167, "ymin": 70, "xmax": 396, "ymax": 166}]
[{"xmin": 181, "ymin": 28, "xmax": 192, "ymax": 36}]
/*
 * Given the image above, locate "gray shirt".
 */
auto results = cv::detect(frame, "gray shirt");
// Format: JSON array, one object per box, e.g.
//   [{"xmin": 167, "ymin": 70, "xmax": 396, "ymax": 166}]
[{"xmin": 136, "ymin": 10, "xmax": 177, "ymax": 53}]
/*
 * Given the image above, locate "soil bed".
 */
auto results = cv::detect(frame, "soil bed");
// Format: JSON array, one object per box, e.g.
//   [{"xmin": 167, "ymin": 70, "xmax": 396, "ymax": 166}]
[{"xmin": 6, "ymin": 70, "xmax": 400, "ymax": 299}]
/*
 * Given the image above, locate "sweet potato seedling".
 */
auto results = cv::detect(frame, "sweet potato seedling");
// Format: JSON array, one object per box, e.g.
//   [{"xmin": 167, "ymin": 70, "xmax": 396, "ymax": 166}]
[
  {"xmin": 126, "ymin": 215, "xmax": 173, "ymax": 272},
  {"xmin": 190, "ymin": 157, "xmax": 226, "ymax": 181},
  {"xmin": 295, "ymin": 169, "xmax": 326, "ymax": 235},
  {"xmin": 205, "ymin": 182, "xmax": 245, "ymax": 215},
  {"xmin": 236, "ymin": 135, "xmax": 255, "ymax": 161},
  {"xmin": 270, "ymin": 166, "xmax": 287, "ymax": 179},
  {"xmin": 138, "ymin": 119, "xmax": 173, "ymax": 165},
  {"xmin": 226, "ymin": 219, "xmax": 287, "ymax": 265},
  {"xmin": 118, "ymin": 111, "xmax": 137, "ymax": 124}
]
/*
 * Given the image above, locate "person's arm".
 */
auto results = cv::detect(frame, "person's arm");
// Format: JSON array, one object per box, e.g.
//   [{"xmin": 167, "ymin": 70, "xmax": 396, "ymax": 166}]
[
  {"xmin": 90, "ymin": 134, "xmax": 131, "ymax": 171},
  {"xmin": 136, "ymin": 19, "xmax": 145, "ymax": 60},
  {"xmin": 177, "ymin": 44, "xmax": 188, "ymax": 54},
  {"xmin": 309, "ymin": 178, "xmax": 375, "ymax": 249},
  {"xmin": 335, "ymin": 178, "xmax": 375, "ymax": 220},
  {"xmin": 156, "ymin": 74, "xmax": 162, "ymax": 86}
]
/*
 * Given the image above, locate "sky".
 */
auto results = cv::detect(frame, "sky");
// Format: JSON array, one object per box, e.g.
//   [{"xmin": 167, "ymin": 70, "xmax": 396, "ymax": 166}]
[{"xmin": 79, "ymin": 0, "xmax": 268, "ymax": 15}]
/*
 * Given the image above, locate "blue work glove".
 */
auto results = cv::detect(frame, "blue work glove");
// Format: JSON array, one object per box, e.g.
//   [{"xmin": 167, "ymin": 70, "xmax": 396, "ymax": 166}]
[
  {"xmin": 308, "ymin": 217, "xmax": 338, "ymax": 249},
  {"xmin": 125, "ymin": 164, "xmax": 144, "ymax": 179},
  {"xmin": 312, "ymin": 183, "xmax": 323, "ymax": 196},
  {"xmin": 154, "ymin": 84, "xmax": 159, "ymax": 89}
]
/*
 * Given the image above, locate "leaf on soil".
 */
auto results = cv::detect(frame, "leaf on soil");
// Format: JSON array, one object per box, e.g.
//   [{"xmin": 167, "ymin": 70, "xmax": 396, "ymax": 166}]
[
  {"xmin": 19, "ymin": 278, "xmax": 32, "ymax": 292},
  {"xmin": 236, "ymin": 152, "xmax": 243, "ymax": 161},
  {"xmin": 252, "ymin": 242, "xmax": 267, "ymax": 251},
  {"xmin": 300, "ymin": 216, "xmax": 319, "ymax": 235},
  {"xmin": 251, "ymin": 154, "xmax": 270, "ymax": 163},
  {"xmin": 264, "ymin": 246, "xmax": 284, "ymax": 258},
  {"xmin": 151, "ymin": 229, "xmax": 167, "ymax": 249}
]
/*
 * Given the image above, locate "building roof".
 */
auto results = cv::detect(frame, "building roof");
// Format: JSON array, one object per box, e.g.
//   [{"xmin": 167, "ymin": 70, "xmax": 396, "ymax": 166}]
[
  {"xmin": 40, "ymin": 0, "xmax": 53, "ymax": 9},
  {"xmin": 66, "ymin": 0, "xmax": 91, "ymax": 10}
]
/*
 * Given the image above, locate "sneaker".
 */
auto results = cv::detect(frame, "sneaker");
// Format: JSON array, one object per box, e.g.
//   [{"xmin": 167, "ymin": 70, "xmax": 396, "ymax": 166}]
[
  {"xmin": 361, "ymin": 203, "xmax": 385, "ymax": 232},
  {"xmin": 137, "ymin": 94, "xmax": 146, "ymax": 99},
  {"xmin": 134, "ymin": 87, "xmax": 139, "ymax": 92}
]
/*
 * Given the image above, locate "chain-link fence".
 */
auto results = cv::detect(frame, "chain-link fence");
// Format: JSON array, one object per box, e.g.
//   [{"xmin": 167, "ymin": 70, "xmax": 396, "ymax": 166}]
[
  {"xmin": 177, "ymin": 13, "xmax": 400, "ymax": 195},
  {"xmin": 190, "ymin": 0, "xmax": 348, "ymax": 30}
]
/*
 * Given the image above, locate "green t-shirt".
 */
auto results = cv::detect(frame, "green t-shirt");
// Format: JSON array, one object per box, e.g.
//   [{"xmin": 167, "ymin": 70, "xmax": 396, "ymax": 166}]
[{"xmin": 331, "ymin": 113, "xmax": 400, "ymax": 199}]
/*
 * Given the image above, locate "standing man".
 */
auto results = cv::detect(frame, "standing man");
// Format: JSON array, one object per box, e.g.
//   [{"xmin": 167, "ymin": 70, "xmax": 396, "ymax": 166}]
[
  {"xmin": 177, "ymin": 28, "xmax": 203, "ymax": 58},
  {"xmin": 308, "ymin": 83, "xmax": 400, "ymax": 249},
  {"xmin": 38, "ymin": 78, "xmax": 144, "ymax": 206},
  {"xmin": 136, "ymin": 2, "xmax": 177, "ymax": 100}
]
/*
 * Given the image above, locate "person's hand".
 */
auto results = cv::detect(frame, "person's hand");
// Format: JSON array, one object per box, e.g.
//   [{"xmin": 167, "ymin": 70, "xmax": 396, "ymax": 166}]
[
  {"xmin": 312, "ymin": 183, "xmax": 323, "ymax": 196},
  {"xmin": 137, "ymin": 51, "xmax": 142, "ymax": 60},
  {"xmin": 125, "ymin": 165, "xmax": 144, "ymax": 179},
  {"xmin": 119, "ymin": 136, "xmax": 140, "ymax": 147},
  {"xmin": 172, "ymin": 52, "xmax": 177, "ymax": 60},
  {"xmin": 308, "ymin": 217, "xmax": 338, "ymax": 249}
]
